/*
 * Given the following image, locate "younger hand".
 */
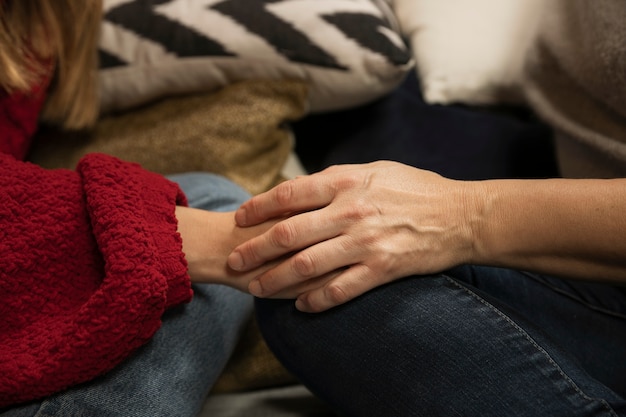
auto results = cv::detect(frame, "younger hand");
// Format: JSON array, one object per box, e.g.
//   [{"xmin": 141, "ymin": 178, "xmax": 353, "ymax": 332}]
[
  {"xmin": 228, "ymin": 162, "xmax": 478, "ymax": 312},
  {"xmin": 175, "ymin": 206, "xmax": 279, "ymax": 292}
]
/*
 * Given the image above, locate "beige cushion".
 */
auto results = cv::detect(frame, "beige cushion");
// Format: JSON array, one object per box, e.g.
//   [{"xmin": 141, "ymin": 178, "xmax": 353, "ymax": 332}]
[
  {"xmin": 391, "ymin": 0, "xmax": 544, "ymax": 105},
  {"xmin": 31, "ymin": 79, "xmax": 308, "ymax": 196}
]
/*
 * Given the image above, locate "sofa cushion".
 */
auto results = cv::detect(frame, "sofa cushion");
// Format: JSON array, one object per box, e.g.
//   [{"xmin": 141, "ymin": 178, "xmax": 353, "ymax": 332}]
[
  {"xmin": 391, "ymin": 0, "xmax": 544, "ymax": 106},
  {"xmin": 31, "ymin": 79, "xmax": 308, "ymax": 196},
  {"xmin": 98, "ymin": 0, "xmax": 414, "ymax": 115}
]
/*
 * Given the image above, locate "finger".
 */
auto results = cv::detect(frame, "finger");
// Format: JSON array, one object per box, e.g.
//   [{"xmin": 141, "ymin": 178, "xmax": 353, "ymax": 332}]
[
  {"xmin": 235, "ymin": 174, "xmax": 334, "ymax": 227},
  {"xmin": 247, "ymin": 234, "xmax": 362, "ymax": 296},
  {"xmin": 294, "ymin": 264, "xmax": 395, "ymax": 313},
  {"xmin": 229, "ymin": 205, "xmax": 343, "ymax": 271},
  {"xmin": 265, "ymin": 268, "xmax": 344, "ymax": 300}
]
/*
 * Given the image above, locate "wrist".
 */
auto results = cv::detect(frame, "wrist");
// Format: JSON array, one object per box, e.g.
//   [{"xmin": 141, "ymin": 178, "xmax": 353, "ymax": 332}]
[
  {"xmin": 175, "ymin": 206, "xmax": 279, "ymax": 291},
  {"xmin": 461, "ymin": 180, "xmax": 495, "ymax": 266},
  {"xmin": 175, "ymin": 206, "xmax": 237, "ymax": 283}
]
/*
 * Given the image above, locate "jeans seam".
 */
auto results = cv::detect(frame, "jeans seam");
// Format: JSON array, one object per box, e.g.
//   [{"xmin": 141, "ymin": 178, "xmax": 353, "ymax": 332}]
[
  {"xmin": 520, "ymin": 271, "xmax": 626, "ymax": 320},
  {"xmin": 443, "ymin": 275, "xmax": 620, "ymax": 417}
]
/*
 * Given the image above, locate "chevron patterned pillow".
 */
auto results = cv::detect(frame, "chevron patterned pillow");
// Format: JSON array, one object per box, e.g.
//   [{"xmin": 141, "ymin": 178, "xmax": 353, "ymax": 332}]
[{"xmin": 98, "ymin": 0, "xmax": 414, "ymax": 116}]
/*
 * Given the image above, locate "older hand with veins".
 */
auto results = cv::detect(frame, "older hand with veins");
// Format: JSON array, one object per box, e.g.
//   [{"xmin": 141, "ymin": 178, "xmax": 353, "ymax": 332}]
[{"xmin": 227, "ymin": 161, "xmax": 480, "ymax": 312}]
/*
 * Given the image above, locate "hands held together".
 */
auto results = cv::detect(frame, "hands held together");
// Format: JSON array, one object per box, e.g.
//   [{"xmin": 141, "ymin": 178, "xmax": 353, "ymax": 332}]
[
  {"xmin": 181, "ymin": 160, "xmax": 626, "ymax": 312},
  {"xmin": 226, "ymin": 161, "xmax": 481, "ymax": 312}
]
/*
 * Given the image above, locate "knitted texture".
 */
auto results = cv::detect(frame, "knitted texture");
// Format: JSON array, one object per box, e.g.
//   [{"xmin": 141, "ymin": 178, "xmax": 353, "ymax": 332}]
[{"xmin": 0, "ymin": 89, "xmax": 192, "ymax": 407}]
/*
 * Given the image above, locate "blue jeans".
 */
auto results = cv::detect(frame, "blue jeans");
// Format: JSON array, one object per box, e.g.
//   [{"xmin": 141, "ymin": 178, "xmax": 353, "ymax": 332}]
[
  {"xmin": 3, "ymin": 173, "xmax": 253, "ymax": 417},
  {"xmin": 256, "ymin": 266, "xmax": 626, "ymax": 416}
]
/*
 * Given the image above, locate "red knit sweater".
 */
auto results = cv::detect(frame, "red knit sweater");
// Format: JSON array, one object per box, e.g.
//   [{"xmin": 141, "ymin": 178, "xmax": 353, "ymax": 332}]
[{"xmin": 0, "ymin": 83, "xmax": 193, "ymax": 407}]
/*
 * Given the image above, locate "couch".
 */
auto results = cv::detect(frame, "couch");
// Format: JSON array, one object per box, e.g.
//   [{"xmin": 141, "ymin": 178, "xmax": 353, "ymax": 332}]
[{"xmin": 31, "ymin": 0, "xmax": 560, "ymax": 415}]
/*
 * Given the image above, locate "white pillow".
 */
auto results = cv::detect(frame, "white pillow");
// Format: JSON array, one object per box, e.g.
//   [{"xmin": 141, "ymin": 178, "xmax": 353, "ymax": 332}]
[
  {"xmin": 390, "ymin": 0, "xmax": 544, "ymax": 105},
  {"xmin": 98, "ymin": 0, "xmax": 414, "ymax": 114}
]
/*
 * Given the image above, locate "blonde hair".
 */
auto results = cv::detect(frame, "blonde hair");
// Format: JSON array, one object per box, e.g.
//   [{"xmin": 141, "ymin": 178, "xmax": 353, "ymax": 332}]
[{"xmin": 0, "ymin": 0, "xmax": 102, "ymax": 129}]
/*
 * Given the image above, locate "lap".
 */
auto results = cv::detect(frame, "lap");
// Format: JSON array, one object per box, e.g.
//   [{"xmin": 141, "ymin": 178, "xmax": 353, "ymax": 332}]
[
  {"xmin": 449, "ymin": 265, "xmax": 626, "ymax": 391},
  {"xmin": 256, "ymin": 266, "xmax": 626, "ymax": 417},
  {"xmin": 2, "ymin": 173, "xmax": 252, "ymax": 417}
]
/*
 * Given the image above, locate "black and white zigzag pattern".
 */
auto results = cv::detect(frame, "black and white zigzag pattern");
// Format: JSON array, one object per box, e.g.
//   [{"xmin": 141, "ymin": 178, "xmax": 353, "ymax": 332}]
[{"xmin": 99, "ymin": 0, "xmax": 410, "ymax": 70}]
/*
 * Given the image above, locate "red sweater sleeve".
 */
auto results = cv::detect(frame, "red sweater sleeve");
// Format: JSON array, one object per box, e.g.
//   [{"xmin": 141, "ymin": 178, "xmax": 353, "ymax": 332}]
[{"xmin": 0, "ymin": 153, "xmax": 192, "ymax": 407}]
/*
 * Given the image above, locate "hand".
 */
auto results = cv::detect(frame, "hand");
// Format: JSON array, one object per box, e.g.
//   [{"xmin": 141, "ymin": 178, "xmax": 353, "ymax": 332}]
[
  {"xmin": 175, "ymin": 206, "xmax": 280, "ymax": 292},
  {"xmin": 228, "ymin": 161, "xmax": 479, "ymax": 312}
]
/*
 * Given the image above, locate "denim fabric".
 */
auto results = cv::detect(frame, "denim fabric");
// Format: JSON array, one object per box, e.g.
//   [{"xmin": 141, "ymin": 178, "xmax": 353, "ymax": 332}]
[
  {"xmin": 293, "ymin": 71, "xmax": 558, "ymax": 181},
  {"xmin": 3, "ymin": 173, "xmax": 253, "ymax": 417},
  {"xmin": 256, "ymin": 265, "xmax": 626, "ymax": 417}
]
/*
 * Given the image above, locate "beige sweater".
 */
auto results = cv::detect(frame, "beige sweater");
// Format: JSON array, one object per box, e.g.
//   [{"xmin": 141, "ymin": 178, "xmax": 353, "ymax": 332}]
[{"xmin": 523, "ymin": 0, "xmax": 626, "ymax": 178}]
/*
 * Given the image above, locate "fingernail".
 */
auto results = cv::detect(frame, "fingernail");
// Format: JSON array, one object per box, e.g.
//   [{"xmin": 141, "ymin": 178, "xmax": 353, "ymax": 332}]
[
  {"xmin": 228, "ymin": 251, "xmax": 244, "ymax": 271},
  {"xmin": 295, "ymin": 298, "xmax": 310, "ymax": 313},
  {"xmin": 249, "ymin": 280, "xmax": 263, "ymax": 296},
  {"xmin": 235, "ymin": 208, "xmax": 247, "ymax": 226}
]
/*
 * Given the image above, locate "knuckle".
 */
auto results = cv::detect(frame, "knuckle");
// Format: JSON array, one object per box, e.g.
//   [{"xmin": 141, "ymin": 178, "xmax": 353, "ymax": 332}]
[
  {"xmin": 363, "ymin": 244, "xmax": 395, "ymax": 275},
  {"xmin": 343, "ymin": 198, "xmax": 376, "ymax": 221},
  {"xmin": 244, "ymin": 196, "xmax": 263, "ymax": 219},
  {"xmin": 270, "ymin": 221, "xmax": 298, "ymax": 249},
  {"xmin": 370, "ymin": 160, "xmax": 388, "ymax": 169},
  {"xmin": 322, "ymin": 164, "xmax": 343, "ymax": 175},
  {"xmin": 257, "ymin": 272, "xmax": 276, "ymax": 293},
  {"xmin": 362, "ymin": 229, "xmax": 381, "ymax": 246},
  {"xmin": 238, "ymin": 242, "xmax": 260, "ymax": 264},
  {"xmin": 333, "ymin": 173, "xmax": 361, "ymax": 191},
  {"xmin": 296, "ymin": 293, "xmax": 315, "ymax": 312},
  {"xmin": 291, "ymin": 252, "xmax": 316, "ymax": 278},
  {"xmin": 299, "ymin": 293, "xmax": 325, "ymax": 313},
  {"xmin": 324, "ymin": 282, "xmax": 351, "ymax": 306},
  {"xmin": 273, "ymin": 180, "xmax": 295, "ymax": 206},
  {"xmin": 376, "ymin": 255, "xmax": 395, "ymax": 276}
]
